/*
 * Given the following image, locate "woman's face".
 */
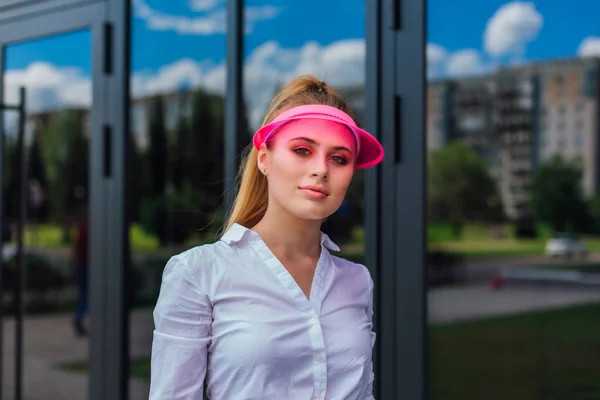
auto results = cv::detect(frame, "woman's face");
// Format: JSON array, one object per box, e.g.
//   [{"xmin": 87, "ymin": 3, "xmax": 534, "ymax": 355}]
[{"xmin": 258, "ymin": 118, "xmax": 356, "ymax": 221}]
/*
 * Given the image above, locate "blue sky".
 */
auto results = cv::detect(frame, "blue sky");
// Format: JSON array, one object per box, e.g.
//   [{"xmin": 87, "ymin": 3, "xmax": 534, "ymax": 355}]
[
  {"xmin": 5, "ymin": 0, "xmax": 598, "ymax": 72},
  {"xmin": 3, "ymin": 0, "xmax": 599, "ymax": 125},
  {"xmin": 428, "ymin": 0, "xmax": 599, "ymax": 61}
]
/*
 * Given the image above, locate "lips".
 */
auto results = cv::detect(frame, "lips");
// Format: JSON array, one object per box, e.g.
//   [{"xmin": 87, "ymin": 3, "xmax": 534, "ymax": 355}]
[{"xmin": 299, "ymin": 185, "xmax": 330, "ymax": 196}]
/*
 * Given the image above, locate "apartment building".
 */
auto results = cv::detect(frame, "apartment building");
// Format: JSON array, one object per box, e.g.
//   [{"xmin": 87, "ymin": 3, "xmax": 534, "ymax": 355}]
[
  {"xmin": 427, "ymin": 56, "xmax": 600, "ymax": 220},
  {"xmin": 537, "ymin": 57, "xmax": 600, "ymax": 197}
]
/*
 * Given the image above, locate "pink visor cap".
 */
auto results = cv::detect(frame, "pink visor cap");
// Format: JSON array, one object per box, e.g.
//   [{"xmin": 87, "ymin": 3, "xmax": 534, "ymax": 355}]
[{"xmin": 252, "ymin": 104, "xmax": 384, "ymax": 169}]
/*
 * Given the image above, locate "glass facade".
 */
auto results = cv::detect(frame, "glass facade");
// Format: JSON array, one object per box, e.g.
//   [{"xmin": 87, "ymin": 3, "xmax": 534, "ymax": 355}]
[
  {"xmin": 1, "ymin": 29, "xmax": 93, "ymax": 400},
  {"xmin": 127, "ymin": 0, "xmax": 227, "ymax": 397},
  {"xmin": 243, "ymin": 0, "xmax": 366, "ymax": 262},
  {"xmin": 427, "ymin": 1, "xmax": 600, "ymax": 399}
]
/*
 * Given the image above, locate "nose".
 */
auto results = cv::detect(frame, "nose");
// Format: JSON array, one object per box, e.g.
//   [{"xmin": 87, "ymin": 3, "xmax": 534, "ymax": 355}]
[{"xmin": 311, "ymin": 156, "xmax": 329, "ymax": 180}]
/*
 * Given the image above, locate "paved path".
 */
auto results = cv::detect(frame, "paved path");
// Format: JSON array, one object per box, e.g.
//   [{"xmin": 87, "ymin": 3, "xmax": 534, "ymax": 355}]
[
  {"xmin": 428, "ymin": 284, "xmax": 600, "ymax": 325},
  {"xmin": 2, "ymin": 309, "xmax": 154, "ymax": 400}
]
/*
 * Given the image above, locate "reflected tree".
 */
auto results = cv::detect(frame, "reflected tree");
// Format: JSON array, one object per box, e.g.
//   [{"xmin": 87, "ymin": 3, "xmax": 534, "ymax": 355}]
[
  {"xmin": 138, "ymin": 88, "xmax": 251, "ymax": 245},
  {"xmin": 428, "ymin": 141, "xmax": 504, "ymax": 238},
  {"xmin": 530, "ymin": 154, "xmax": 588, "ymax": 233},
  {"xmin": 40, "ymin": 110, "xmax": 88, "ymax": 243}
]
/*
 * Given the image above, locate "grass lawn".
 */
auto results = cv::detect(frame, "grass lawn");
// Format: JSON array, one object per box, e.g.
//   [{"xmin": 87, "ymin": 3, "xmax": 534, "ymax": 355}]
[
  {"xmin": 430, "ymin": 303, "xmax": 600, "ymax": 400},
  {"xmin": 429, "ymin": 222, "xmax": 600, "ymax": 259},
  {"xmin": 57, "ymin": 303, "xmax": 600, "ymax": 400}
]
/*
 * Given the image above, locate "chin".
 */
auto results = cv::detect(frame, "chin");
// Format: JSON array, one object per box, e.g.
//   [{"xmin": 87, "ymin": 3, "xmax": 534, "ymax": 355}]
[{"xmin": 288, "ymin": 200, "xmax": 339, "ymax": 221}]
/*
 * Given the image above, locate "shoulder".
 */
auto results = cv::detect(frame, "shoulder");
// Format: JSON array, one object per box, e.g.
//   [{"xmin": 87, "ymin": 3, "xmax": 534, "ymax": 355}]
[
  {"xmin": 329, "ymin": 254, "xmax": 374, "ymax": 291},
  {"xmin": 167, "ymin": 241, "xmax": 229, "ymax": 268},
  {"xmin": 160, "ymin": 241, "xmax": 230, "ymax": 294}
]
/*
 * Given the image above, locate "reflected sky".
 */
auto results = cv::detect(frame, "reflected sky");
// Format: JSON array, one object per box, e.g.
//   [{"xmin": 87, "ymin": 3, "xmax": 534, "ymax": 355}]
[{"xmin": 1, "ymin": 0, "xmax": 599, "ymax": 121}]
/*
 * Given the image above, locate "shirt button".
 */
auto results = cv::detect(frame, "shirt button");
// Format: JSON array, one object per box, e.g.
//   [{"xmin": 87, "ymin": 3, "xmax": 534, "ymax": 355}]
[
  {"xmin": 308, "ymin": 317, "xmax": 317, "ymax": 325},
  {"xmin": 314, "ymin": 354, "xmax": 324, "ymax": 363},
  {"xmin": 312, "ymin": 396, "xmax": 323, "ymax": 400}
]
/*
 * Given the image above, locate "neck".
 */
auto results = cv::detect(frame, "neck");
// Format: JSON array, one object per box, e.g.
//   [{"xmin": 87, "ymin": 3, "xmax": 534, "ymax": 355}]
[{"xmin": 252, "ymin": 203, "xmax": 323, "ymax": 260}]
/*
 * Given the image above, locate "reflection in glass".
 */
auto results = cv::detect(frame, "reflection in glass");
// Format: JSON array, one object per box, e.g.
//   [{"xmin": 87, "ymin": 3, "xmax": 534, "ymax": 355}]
[
  {"xmin": 2, "ymin": 29, "xmax": 92, "ymax": 399},
  {"xmin": 427, "ymin": 1, "xmax": 600, "ymax": 398},
  {"xmin": 128, "ymin": 1, "xmax": 228, "ymax": 398}
]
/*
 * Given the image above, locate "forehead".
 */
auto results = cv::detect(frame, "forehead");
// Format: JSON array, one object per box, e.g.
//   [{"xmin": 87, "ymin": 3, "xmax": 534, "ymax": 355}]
[{"xmin": 274, "ymin": 119, "xmax": 356, "ymax": 147}]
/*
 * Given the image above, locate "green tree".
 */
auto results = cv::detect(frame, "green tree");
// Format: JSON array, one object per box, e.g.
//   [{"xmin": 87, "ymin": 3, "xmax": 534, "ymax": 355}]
[
  {"xmin": 28, "ymin": 127, "xmax": 48, "ymax": 221},
  {"xmin": 40, "ymin": 110, "xmax": 88, "ymax": 242},
  {"xmin": 586, "ymin": 194, "xmax": 600, "ymax": 234},
  {"xmin": 530, "ymin": 155, "xmax": 588, "ymax": 233},
  {"xmin": 147, "ymin": 95, "xmax": 167, "ymax": 199},
  {"xmin": 28, "ymin": 128, "xmax": 47, "ymax": 187},
  {"xmin": 428, "ymin": 141, "xmax": 503, "ymax": 237},
  {"xmin": 2, "ymin": 135, "xmax": 19, "ymax": 220},
  {"xmin": 140, "ymin": 88, "xmax": 252, "ymax": 244}
]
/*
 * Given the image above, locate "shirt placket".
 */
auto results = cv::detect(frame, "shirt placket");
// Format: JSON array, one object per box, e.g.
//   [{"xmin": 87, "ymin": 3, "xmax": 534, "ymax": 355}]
[{"xmin": 249, "ymin": 239, "xmax": 330, "ymax": 400}]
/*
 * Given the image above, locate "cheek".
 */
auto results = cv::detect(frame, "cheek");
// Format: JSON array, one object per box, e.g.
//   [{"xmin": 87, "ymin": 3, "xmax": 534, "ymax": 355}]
[
  {"xmin": 331, "ymin": 170, "xmax": 354, "ymax": 194},
  {"xmin": 268, "ymin": 152, "xmax": 303, "ymax": 182}
]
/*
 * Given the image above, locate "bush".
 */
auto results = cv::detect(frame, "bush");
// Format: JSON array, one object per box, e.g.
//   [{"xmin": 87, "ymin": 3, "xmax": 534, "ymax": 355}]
[{"xmin": 2, "ymin": 252, "xmax": 66, "ymax": 295}]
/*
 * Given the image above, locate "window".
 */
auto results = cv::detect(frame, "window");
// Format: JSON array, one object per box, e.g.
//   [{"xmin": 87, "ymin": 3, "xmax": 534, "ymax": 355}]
[
  {"xmin": 556, "ymin": 73, "xmax": 566, "ymax": 97},
  {"xmin": 582, "ymin": 67, "xmax": 598, "ymax": 97}
]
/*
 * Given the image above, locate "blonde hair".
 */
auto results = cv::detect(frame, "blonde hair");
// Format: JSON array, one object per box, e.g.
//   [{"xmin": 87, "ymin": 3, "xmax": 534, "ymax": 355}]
[{"xmin": 223, "ymin": 75, "xmax": 353, "ymax": 232}]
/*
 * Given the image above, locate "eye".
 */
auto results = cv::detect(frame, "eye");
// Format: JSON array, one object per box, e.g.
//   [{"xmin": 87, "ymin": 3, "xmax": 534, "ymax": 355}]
[
  {"xmin": 294, "ymin": 148, "xmax": 311, "ymax": 156},
  {"xmin": 331, "ymin": 155, "xmax": 349, "ymax": 165}
]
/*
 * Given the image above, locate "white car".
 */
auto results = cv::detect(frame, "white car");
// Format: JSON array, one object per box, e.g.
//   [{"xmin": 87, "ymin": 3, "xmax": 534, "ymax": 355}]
[{"xmin": 545, "ymin": 233, "xmax": 588, "ymax": 259}]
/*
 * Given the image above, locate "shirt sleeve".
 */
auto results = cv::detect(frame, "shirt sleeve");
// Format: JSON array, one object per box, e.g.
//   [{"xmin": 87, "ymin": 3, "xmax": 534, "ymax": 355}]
[{"xmin": 149, "ymin": 253, "xmax": 213, "ymax": 400}]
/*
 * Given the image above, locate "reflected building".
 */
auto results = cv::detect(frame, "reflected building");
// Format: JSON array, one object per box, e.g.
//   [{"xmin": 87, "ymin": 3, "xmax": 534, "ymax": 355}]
[{"xmin": 426, "ymin": 56, "xmax": 600, "ymax": 220}]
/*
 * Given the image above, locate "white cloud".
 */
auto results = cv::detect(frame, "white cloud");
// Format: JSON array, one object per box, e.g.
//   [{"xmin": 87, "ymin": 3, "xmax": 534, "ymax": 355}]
[
  {"xmin": 133, "ymin": 0, "xmax": 281, "ymax": 35},
  {"xmin": 2, "ymin": 62, "xmax": 91, "ymax": 134},
  {"xmin": 189, "ymin": 0, "xmax": 224, "ymax": 11},
  {"xmin": 426, "ymin": 44, "xmax": 488, "ymax": 79},
  {"xmin": 578, "ymin": 36, "xmax": 600, "ymax": 57},
  {"xmin": 4, "ymin": 62, "xmax": 91, "ymax": 113},
  {"xmin": 484, "ymin": 1, "xmax": 543, "ymax": 58},
  {"xmin": 131, "ymin": 39, "xmax": 365, "ymax": 128},
  {"xmin": 132, "ymin": 58, "xmax": 206, "ymax": 97},
  {"xmin": 427, "ymin": 43, "xmax": 447, "ymax": 78},
  {"xmin": 446, "ymin": 49, "xmax": 486, "ymax": 77},
  {"xmin": 6, "ymin": 38, "xmax": 365, "ymax": 133},
  {"xmin": 242, "ymin": 39, "xmax": 365, "ymax": 128}
]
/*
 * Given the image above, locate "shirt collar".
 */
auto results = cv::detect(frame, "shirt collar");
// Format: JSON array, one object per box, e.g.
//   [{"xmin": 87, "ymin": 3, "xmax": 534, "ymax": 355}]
[{"xmin": 221, "ymin": 223, "xmax": 340, "ymax": 252}]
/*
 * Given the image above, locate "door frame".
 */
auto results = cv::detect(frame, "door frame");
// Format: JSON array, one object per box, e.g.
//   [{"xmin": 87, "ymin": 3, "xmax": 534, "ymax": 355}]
[{"xmin": 0, "ymin": 3, "xmax": 128, "ymax": 400}]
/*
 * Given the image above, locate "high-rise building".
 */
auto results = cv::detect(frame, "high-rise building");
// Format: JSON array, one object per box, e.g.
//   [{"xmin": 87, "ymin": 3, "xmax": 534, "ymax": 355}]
[{"xmin": 426, "ymin": 56, "xmax": 600, "ymax": 220}]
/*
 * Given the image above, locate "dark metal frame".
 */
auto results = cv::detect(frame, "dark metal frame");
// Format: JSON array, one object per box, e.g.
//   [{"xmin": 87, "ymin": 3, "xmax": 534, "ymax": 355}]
[
  {"xmin": 101, "ymin": 0, "xmax": 130, "ymax": 398},
  {"xmin": 224, "ymin": 0, "xmax": 244, "ymax": 210},
  {"xmin": 364, "ymin": 0, "xmax": 427, "ymax": 399},
  {"xmin": 0, "ymin": 2, "xmax": 131, "ymax": 400},
  {"xmin": 0, "ymin": 86, "xmax": 26, "ymax": 400}
]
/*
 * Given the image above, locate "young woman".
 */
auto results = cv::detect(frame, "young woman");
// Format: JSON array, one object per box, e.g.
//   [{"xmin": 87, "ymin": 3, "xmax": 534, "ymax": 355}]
[{"xmin": 150, "ymin": 75, "xmax": 384, "ymax": 400}]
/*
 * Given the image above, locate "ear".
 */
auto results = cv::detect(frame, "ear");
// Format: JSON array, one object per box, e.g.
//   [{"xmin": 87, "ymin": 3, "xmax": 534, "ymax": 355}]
[{"xmin": 257, "ymin": 142, "xmax": 269, "ymax": 174}]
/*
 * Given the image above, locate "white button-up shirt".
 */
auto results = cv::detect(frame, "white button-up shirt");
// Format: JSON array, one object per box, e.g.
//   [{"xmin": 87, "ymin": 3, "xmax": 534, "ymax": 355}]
[{"xmin": 150, "ymin": 223, "xmax": 376, "ymax": 400}]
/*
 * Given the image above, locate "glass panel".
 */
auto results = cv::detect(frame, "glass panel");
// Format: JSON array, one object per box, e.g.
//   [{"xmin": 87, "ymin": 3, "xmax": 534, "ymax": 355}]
[
  {"xmin": 427, "ymin": 2, "xmax": 600, "ymax": 399},
  {"xmin": 243, "ymin": 0, "xmax": 366, "ymax": 261},
  {"xmin": 2, "ymin": 29, "xmax": 92, "ymax": 399},
  {"xmin": 128, "ymin": 1, "xmax": 227, "ymax": 397}
]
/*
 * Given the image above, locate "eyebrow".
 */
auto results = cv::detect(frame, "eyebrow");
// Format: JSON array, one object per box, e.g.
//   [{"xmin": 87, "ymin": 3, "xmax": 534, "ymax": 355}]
[{"xmin": 289, "ymin": 136, "xmax": 353, "ymax": 153}]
